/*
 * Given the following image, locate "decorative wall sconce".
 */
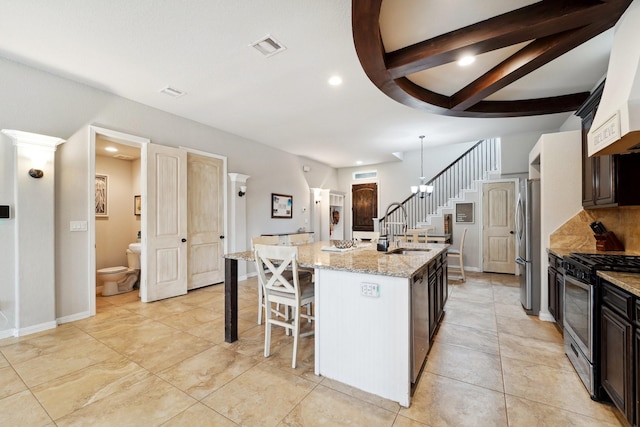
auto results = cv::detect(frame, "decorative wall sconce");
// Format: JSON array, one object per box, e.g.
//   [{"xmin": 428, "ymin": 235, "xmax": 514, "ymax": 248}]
[
  {"xmin": 238, "ymin": 185, "xmax": 247, "ymax": 197},
  {"xmin": 29, "ymin": 168, "xmax": 44, "ymax": 178}
]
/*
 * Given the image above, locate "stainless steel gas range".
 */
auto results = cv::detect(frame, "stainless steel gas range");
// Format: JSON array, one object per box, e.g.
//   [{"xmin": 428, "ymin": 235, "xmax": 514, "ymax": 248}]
[{"xmin": 563, "ymin": 253, "xmax": 640, "ymax": 400}]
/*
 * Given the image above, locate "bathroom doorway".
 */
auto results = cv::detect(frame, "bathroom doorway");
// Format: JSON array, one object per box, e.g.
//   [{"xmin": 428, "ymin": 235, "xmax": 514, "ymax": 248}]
[
  {"xmin": 94, "ymin": 137, "xmax": 142, "ymax": 296},
  {"xmin": 89, "ymin": 126, "xmax": 149, "ymax": 316}
]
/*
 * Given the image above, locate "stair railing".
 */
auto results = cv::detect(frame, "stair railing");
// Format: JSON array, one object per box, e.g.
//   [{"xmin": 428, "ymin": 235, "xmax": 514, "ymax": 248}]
[{"xmin": 380, "ymin": 138, "xmax": 498, "ymax": 232}]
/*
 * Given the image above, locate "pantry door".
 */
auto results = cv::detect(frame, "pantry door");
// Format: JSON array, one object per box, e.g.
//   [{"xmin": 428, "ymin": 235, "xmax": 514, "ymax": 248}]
[
  {"xmin": 187, "ymin": 152, "xmax": 225, "ymax": 289},
  {"xmin": 142, "ymin": 143, "xmax": 188, "ymax": 302},
  {"xmin": 482, "ymin": 181, "xmax": 516, "ymax": 274}
]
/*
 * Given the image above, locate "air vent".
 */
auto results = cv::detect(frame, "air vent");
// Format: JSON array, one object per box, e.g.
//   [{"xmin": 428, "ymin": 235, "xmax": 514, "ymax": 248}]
[
  {"xmin": 159, "ymin": 86, "xmax": 186, "ymax": 98},
  {"xmin": 114, "ymin": 154, "xmax": 134, "ymax": 160},
  {"xmin": 250, "ymin": 35, "xmax": 286, "ymax": 57}
]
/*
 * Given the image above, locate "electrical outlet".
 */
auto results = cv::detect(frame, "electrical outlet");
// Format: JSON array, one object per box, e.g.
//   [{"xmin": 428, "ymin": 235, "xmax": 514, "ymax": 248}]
[{"xmin": 360, "ymin": 282, "xmax": 380, "ymax": 297}]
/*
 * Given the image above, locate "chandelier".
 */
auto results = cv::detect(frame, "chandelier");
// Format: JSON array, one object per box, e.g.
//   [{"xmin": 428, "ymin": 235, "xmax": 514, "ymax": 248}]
[{"xmin": 411, "ymin": 135, "xmax": 434, "ymax": 197}]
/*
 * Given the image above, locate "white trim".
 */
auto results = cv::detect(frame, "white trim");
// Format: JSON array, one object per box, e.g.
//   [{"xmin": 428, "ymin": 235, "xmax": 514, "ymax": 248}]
[
  {"xmin": 89, "ymin": 126, "xmax": 150, "ymax": 316},
  {"xmin": 0, "ymin": 329, "xmax": 16, "ymax": 339},
  {"xmin": 17, "ymin": 320, "xmax": 57, "ymax": 337},
  {"xmin": 538, "ymin": 311, "xmax": 555, "ymax": 322},
  {"xmin": 57, "ymin": 311, "xmax": 91, "ymax": 324}
]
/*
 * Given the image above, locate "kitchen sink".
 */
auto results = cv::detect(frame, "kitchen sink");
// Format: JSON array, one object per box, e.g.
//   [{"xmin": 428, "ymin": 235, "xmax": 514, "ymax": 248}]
[{"xmin": 386, "ymin": 248, "xmax": 431, "ymax": 255}]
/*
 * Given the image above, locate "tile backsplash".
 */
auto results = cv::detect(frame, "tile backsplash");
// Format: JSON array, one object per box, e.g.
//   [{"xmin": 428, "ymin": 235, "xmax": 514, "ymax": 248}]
[{"xmin": 550, "ymin": 207, "xmax": 640, "ymax": 253}]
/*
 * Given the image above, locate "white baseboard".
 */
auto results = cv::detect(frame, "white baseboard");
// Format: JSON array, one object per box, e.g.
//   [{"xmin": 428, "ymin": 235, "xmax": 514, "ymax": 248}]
[
  {"xmin": 538, "ymin": 311, "xmax": 556, "ymax": 322},
  {"xmin": 0, "ymin": 329, "xmax": 16, "ymax": 339},
  {"xmin": 18, "ymin": 320, "xmax": 57, "ymax": 337},
  {"xmin": 57, "ymin": 311, "xmax": 91, "ymax": 324}
]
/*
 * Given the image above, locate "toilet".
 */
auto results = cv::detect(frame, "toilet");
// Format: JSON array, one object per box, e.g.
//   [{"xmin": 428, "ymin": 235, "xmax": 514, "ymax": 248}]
[{"xmin": 97, "ymin": 244, "xmax": 141, "ymax": 296}]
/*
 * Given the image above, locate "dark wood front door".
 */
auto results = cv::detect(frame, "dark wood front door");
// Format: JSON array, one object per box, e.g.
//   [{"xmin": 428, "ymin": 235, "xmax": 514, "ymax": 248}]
[{"xmin": 352, "ymin": 183, "xmax": 377, "ymax": 232}]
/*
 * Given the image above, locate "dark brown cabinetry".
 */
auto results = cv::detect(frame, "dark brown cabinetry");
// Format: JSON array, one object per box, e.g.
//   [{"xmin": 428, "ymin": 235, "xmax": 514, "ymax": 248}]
[
  {"xmin": 577, "ymin": 80, "xmax": 640, "ymax": 209},
  {"xmin": 600, "ymin": 281, "xmax": 636, "ymax": 425},
  {"xmin": 547, "ymin": 253, "xmax": 563, "ymax": 331},
  {"xmin": 428, "ymin": 252, "xmax": 448, "ymax": 341}
]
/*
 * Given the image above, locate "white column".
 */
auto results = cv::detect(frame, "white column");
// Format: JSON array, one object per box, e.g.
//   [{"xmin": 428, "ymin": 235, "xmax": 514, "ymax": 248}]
[
  {"xmin": 228, "ymin": 173, "xmax": 250, "ymax": 278},
  {"xmin": 1, "ymin": 130, "xmax": 65, "ymax": 336}
]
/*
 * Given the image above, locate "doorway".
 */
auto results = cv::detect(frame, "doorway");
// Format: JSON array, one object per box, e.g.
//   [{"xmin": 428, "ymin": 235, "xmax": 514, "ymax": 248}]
[
  {"xmin": 482, "ymin": 181, "xmax": 516, "ymax": 274},
  {"xmin": 89, "ymin": 126, "xmax": 149, "ymax": 316},
  {"xmin": 352, "ymin": 183, "xmax": 378, "ymax": 232}
]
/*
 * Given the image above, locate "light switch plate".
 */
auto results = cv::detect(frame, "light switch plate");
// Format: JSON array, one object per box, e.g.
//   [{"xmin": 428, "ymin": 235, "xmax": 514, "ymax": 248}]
[
  {"xmin": 69, "ymin": 221, "xmax": 88, "ymax": 232},
  {"xmin": 361, "ymin": 282, "xmax": 380, "ymax": 297}
]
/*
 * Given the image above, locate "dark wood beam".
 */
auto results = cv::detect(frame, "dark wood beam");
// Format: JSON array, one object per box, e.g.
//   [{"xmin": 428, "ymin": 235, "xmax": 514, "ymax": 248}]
[
  {"xmin": 351, "ymin": 0, "xmax": 632, "ymax": 118},
  {"xmin": 450, "ymin": 21, "xmax": 615, "ymax": 111},
  {"xmin": 386, "ymin": 0, "xmax": 610, "ymax": 79}
]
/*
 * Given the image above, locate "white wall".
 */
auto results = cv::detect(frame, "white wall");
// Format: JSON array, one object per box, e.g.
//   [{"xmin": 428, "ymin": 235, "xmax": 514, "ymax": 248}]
[
  {"xmin": 0, "ymin": 56, "xmax": 338, "ymax": 330},
  {"xmin": 500, "ymin": 130, "xmax": 555, "ymax": 176},
  {"xmin": 531, "ymin": 130, "xmax": 582, "ymax": 320},
  {"xmin": 335, "ymin": 141, "xmax": 477, "ymax": 234},
  {"xmin": 0, "ymin": 139, "xmax": 16, "ymax": 336},
  {"xmin": 0, "ymin": 54, "xmax": 579, "ymax": 332}
]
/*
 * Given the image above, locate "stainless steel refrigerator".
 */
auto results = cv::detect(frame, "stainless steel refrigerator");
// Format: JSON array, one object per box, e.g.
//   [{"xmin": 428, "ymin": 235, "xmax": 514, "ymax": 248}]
[{"xmin": 515, "ymin": 178, "xmax": 541, "ymax": 315}]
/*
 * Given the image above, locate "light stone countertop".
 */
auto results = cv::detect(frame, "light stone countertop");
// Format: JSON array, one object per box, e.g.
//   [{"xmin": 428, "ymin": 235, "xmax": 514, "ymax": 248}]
[
  {"xmin": 225, "ymin": 241, "xmax": 449, "ymax": 278},
  {"xmin": 597, "ymin": 271, "xmax": 640, "ymax": 298}
]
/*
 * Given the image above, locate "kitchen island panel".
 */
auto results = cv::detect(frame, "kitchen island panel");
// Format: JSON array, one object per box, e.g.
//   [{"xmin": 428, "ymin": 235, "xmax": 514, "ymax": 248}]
[{"xmin": 315, "ymin": 268, "xmax": 412, "ymax": 407}]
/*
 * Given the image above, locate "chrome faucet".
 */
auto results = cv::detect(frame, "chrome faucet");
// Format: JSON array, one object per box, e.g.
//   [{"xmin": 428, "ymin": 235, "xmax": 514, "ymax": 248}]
[{"xmin": 384, "ymin": 202, "xmax": 408, "ymax": 248}]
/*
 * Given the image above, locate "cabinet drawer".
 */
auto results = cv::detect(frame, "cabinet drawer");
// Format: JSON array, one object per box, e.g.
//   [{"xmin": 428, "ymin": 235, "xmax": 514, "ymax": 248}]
[
  {"xmin": 548, "ymin": 254, "xmax": 557, "ymax": 270},
  {"xmin": 602, "ymin": 282, "xmax": 633, "ymax": 320},
  {"xmin": 635, "ymin": 300, "xmax": 640, "ymax": 327}
]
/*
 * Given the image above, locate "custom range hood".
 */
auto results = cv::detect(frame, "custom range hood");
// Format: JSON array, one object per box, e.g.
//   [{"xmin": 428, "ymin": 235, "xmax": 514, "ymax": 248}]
[{"xmin": 588, "ymin": 0, "xmax": 640, "ymax": 157}]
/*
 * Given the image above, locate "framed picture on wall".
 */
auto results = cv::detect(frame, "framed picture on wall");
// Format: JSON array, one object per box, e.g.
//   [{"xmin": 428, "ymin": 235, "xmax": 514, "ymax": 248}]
[
  {"xmin": 95, "ymin": 174, "xmax": 109, "ymax": 217},
  {"xmin": 134, "ymin": 195, "xmax": 141, "ymax": 216},
  {"xmin": 272, "ymin": 193, "xmax": 293, "ymax": 218},
  {"xmin": 455, "ymin": 202, "xmax": 474, "ymax": 223}
]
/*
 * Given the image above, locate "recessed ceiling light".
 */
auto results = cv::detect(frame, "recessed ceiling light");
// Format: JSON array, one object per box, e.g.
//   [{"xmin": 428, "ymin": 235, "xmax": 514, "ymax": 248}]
[
  {"xmin": 458, "ymin": 56, "xmax": 475, "ymax": 66},
  {"xmin": 328, "ymin": 75, "xmax": 343, "ymax": 86},
  {"xmin": 105, "ymin": 147, "xmax": 118, "ymax": 152},
  {"xmin": 355, "ymin": 160, "xmax": 363, "ymax": 165}
]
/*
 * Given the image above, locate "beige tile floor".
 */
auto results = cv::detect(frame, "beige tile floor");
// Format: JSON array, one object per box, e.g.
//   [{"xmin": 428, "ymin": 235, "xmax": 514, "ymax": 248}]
[{"xmin": 0, "ymin": 272, "xmax": 625, "ymax": 426}]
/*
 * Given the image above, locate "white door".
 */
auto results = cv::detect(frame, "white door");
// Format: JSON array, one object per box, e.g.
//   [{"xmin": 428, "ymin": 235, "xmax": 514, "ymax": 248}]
[
  {"xmin": 187, "ymin": 153, "xmax": 224, "ymax": 289},
  {"xmin": 482, "ymin": 181, "xmax": 516, "ymax": 274},
  {"xmin": 142, "ymin": 143, "xmax": 187, "ymax": 302}
]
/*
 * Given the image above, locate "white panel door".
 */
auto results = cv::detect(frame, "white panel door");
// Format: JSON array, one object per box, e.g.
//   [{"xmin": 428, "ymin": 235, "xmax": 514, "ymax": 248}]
[
  {"xmin": 187, "ymin": 153, "xmax": 224, "ymax": 289},
  {"xmin": 142, "ymin": 144, "xmax": 187, "ymax": 302},
  {"xmin": 482, "ymin": 181, "xmax": 516, "ymax": 274}
]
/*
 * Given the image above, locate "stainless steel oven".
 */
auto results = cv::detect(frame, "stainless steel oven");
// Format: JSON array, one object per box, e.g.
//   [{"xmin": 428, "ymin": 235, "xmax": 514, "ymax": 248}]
[
  {"xmin": 563, "ymin": 252, "xmax": 640, "ymax": 401},
  {"xmin": 563, "ymin": 273, "xmax": 595, "ymax": 396}
]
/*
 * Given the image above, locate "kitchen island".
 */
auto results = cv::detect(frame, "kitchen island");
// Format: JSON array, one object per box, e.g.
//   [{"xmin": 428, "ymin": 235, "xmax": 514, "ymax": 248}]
[{"xmin": 223, "ymin": 241, "xmax": 449, "ymax": 407}]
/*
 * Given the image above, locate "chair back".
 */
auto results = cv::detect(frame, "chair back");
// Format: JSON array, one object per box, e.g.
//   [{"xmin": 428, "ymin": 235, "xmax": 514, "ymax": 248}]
[
  {"xmin": 406, "ymin": 228, "xmax": 428, "ymax": 243},
  {"xmin": 251, "ymin": 235, "xmax": 280, "ymax": 249},
  {"xmin": 254, "ymin": 244, "xmax": 301, "ymax": 298},
  {"xmin": 458, "ymin": 228, "xmax": 468, "ymax": 254},
  {"xmin": 288, "ymin": 233, "xmax": 313, "ymax": 245}
]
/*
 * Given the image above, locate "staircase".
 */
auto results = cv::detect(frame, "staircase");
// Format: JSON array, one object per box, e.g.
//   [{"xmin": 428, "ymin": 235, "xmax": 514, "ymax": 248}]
[{"xmin": 380, "ymin": 138, "xmax": 500, "ymax": 234}]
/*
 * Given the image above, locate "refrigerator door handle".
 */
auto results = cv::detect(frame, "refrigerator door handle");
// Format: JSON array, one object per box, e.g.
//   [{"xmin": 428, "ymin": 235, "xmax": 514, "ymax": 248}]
[
  {"xmin": 515, "ymin": 196, "xmax": 524, "ymax": 242},
  {"xmin": 515, "ymin": 256, "xmax": 528, "ymax": 266}
]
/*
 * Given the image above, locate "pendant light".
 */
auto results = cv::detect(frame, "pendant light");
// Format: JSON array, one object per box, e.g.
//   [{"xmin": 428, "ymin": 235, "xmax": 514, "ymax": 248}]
[{"xmin": 411, "ymin": 136, "xmax": 434, "ymax": 197}]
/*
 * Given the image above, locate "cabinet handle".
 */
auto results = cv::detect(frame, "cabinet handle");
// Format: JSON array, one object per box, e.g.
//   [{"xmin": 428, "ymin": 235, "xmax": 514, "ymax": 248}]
[{"xmin": 570, "ymin": 343, "xmax": 579, "ymax": 358}]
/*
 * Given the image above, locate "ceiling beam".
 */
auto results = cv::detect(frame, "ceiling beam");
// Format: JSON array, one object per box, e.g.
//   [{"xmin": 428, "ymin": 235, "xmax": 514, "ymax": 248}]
[
  {"xmin": 352, "ymin": 0, "xmax": 632, "ymax": 117},
  {"xmin": 385, "ymin": 0, "xmax": 617, "ymax": 79}
]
